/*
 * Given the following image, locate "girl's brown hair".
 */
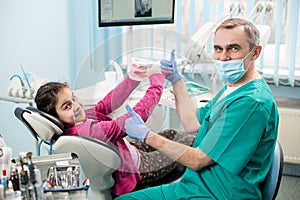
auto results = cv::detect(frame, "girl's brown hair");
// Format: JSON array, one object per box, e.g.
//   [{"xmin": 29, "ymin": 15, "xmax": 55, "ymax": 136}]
[{"xmin": 34, "ymin": 82, "xmax": 69, "ymax": 118}]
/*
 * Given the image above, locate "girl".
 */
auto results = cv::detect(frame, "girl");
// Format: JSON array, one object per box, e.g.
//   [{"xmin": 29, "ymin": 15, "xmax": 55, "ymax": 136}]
[{"xmin": 34, "ymin": 67, "xmax": 195, "ymax": 196}]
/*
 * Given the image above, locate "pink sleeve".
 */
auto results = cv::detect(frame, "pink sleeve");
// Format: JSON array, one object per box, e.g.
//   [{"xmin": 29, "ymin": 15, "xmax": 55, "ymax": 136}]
[
  {"xmin": 92, "ymin": 75, "xmax": 140, "ymax": 115},
  {"xmin": 132, "ymin": 73, "xmax": 165, "ymax": 121},
  {"xmin": 99, "ymin": 73, "xmax": 165, "ymax": 143}
]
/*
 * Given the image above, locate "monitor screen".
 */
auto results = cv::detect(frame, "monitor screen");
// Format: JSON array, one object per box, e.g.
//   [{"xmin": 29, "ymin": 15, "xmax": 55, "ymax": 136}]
[{"xmin": 98, "ymin": 0, "xmax": 175, "ymax": 27}]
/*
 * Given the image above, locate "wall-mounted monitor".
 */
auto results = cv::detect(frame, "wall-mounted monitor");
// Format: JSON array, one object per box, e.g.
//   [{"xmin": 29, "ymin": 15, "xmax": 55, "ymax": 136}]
[{"xmin": 98, "ymin": 0, "xmax": 175, "ymax": 27}]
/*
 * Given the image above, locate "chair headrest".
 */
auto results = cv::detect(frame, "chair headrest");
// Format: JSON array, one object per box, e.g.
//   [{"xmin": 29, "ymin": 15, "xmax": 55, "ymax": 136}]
[{"xmin": 14, "ymin": 106, "xmax": 64, "ymax": 142}]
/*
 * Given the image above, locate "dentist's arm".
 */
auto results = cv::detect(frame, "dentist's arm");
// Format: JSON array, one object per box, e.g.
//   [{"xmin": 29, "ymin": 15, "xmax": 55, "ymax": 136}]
[
  {"xmin": 125, "ymin": 105, "xmax": 213, "ymax": 170},
  {"xmin": 160, "ymin": 50, "xmax": 200, "ymax": 133},
  {"xmin": 172, "ymin": 79, "xmax": 200, "ymax": 133},
  {"xmin": 146, "ymin": 131, "xmax": 213, "ymax": 171}
]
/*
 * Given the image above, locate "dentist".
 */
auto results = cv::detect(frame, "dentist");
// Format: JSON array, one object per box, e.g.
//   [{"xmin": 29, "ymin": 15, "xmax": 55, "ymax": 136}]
[{"xmin": 117, "ymin": 18, "xmax": 279, "ymax": 200}]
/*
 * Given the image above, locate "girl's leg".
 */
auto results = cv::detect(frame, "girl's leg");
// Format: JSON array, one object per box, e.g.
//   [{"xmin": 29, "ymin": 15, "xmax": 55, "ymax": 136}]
[
  {"xmin": 129, "ymin": 129, "xmax": 186, "ymax": 152},
  {"xmin": 130, "ymin": 129, "xmax": 196, "ymax": 186}
]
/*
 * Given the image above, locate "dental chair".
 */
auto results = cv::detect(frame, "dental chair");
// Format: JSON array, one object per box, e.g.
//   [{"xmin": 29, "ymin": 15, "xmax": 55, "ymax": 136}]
[
  {"xmin": 14, "ymin": 106, "xmax": 121, "ymax": 200},
  {"xmin": 261, "ymin": 140, "xmax": 284, "ymax": 200}
]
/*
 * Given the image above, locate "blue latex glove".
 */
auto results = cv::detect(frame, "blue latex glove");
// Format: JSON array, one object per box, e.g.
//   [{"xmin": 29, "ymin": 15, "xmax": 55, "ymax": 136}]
[
  {"xmin": 160, "ymin": 49, "xmax": 182, "ymax": 84},
  {"xmin": 125, "ymin": 105, "xmax": 151, "ymax": 143}
]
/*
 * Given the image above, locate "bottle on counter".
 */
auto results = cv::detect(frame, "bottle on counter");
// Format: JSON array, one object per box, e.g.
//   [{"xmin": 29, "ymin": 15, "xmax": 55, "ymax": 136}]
[
  {"xmin": 0, "ymin": 184, "xmax": 4, "ymax": 199},
  {"xmin": 10, "ymin": 165, "xmax": 20, "ymax": 191},
  {"xmin": 5, "ymin": 181, "xmax": 15, "ymax": 199},
  {"xmin": 1, "ymin": 166, "xmax": 8, "ymax": 188}
]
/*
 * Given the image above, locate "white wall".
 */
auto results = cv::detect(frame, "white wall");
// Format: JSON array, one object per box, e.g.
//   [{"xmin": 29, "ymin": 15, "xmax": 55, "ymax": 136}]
[{"xmin": 0, "ymin": 0, "xmax": 72, "ymax": 157}]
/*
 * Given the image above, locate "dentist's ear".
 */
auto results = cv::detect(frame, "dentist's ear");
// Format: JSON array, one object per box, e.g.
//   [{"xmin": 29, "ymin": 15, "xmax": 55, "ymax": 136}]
[{"xmin": 251, "ymin": 45, "xmax": 262, "ymax": 61}]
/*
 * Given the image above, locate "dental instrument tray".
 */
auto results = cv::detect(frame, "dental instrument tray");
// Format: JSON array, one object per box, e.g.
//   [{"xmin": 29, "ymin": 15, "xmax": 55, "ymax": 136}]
[
  {"xmin": 185, "ymin": 81, "xmax": 210, "ymax": 96},
  {"xmin": 44, "ymin": 165, "xmax": 81, "ymax": 189},
  {"xmin": 43, "ymin": 165, "xmax": 88, "ymax": 199}
]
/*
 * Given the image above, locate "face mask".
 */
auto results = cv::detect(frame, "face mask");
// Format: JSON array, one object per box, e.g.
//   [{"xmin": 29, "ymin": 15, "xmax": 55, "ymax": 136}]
[{"xmin": 215, "ymin": 48, "xmax": 255, "ymax": 83}]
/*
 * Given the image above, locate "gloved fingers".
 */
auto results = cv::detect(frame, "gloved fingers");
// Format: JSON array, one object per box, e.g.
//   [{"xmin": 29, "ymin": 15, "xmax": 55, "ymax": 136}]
[
  {"xmin": 160, "ymin": 60, "xmax": 173, "ymax": 73},
  {"xmin": 126, "ymin": 104, "xmax": 144, "ymax": 125},
  {"xmin": 170, "ymin": 49, "xmax": 175, "ymax": 64},
  {"xmin": 124, "ymin": 117, "xmax": 134, "ymax": 131},
  {"xmin": 126, "ymin": 104, "xmax": 136, "ymax": 116},
  {"xmin": 160, "ymin": 63, "xmax": 173, "ymax": 75},
  {"xmin": 125, "ymin": 117, "xmax": 149, "ymax": 143},
  {"xmin": 160, "ymin": 59, "xmax": 172, "ymax": 67}
]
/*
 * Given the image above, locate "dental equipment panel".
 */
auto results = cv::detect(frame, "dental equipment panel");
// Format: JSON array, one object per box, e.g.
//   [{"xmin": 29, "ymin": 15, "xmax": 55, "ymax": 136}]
[{"xmin": 3, "ymin": 67, "xmax": 48, "ymax": 104}]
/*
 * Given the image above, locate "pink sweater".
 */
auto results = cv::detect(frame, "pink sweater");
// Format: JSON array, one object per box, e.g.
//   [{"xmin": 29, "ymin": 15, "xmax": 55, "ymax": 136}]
[{"xmin": 64, "ymin": 74, "xmax": 165, "ymax": 195}]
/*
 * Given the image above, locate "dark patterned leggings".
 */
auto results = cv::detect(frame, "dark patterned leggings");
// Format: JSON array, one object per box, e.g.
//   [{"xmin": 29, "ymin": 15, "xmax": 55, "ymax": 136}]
[{"xmin": 128, "ymin": 129, "xmax": 196, "ymax": 186}]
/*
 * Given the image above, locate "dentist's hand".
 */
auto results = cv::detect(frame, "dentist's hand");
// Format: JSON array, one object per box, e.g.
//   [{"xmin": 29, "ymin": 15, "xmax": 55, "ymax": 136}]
[
  {"xmin": 125, "ymin": 105, "xmax": 151, "ymax": 143},
  {"xmin": 160, "ymin": 49, "xmax": 182, "ymax": 84}
]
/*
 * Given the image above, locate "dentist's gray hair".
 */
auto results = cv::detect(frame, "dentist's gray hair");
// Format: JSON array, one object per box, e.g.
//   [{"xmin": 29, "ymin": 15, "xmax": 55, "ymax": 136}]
[{"xmin": 215, "ymin": 18, "xmax": 260, "ymax": 50}]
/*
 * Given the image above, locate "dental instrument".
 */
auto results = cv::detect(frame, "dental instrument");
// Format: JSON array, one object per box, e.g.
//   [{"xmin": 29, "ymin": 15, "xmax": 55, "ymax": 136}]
[
  {"xmin": 27, "ymin": 152, "xmax": 38, "ymax": 199},
  {"xmin": 20, "ymin": 64, "xmax": 32, "ymax": 89},
  {"xmin": 185, "ymin": 81, "xmax": 210, "ymax": 96},
  {"xmin": 19, "ymin": 153, "xmax": 30, "ymax": 200}
]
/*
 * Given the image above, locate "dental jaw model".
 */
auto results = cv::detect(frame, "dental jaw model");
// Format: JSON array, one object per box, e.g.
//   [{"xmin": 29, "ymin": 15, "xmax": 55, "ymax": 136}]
[{"xmin": 128, "ymin": 57, "xmax": 153, "ymax": 81}]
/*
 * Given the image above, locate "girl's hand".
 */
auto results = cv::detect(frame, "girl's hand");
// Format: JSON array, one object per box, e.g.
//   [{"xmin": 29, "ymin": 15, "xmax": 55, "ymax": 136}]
[
  {"xmin": 125, "ymin": 104, "xmax": 150, "ymax": 143},
  {"xmin": 146, "ymin": 63, "xmax": 162, "ymax": 77}
]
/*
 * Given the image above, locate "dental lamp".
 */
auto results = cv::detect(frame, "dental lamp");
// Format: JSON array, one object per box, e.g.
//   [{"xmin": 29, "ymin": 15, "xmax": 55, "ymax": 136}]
[
  {"xmin": 183, "ymin": 21, "xmax": 218, "ymax": 64},
  {"xmin": 183, "ymin": 1, "xmax": 271, "ymax": 65}
]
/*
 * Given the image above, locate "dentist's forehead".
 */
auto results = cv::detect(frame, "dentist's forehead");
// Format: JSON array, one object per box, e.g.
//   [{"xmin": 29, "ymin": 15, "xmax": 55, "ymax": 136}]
[{"xmin": 214, "ymin": 26, "xmax": 249, "ymax": 48}]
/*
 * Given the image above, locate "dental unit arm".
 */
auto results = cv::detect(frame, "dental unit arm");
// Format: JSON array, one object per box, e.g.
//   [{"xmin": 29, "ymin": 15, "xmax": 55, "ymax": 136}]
[
  {"xmin": 1, "ymin": 71, "xmax": 48, "ymax": 105},
  {"xmin": 14, "ymin": 106, "xmax": 121, "ymax": 200}
]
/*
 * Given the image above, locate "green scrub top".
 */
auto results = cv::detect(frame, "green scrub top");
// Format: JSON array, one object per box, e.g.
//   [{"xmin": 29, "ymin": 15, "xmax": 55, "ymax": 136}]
[
  {"xmin": 116, "ymin": 78, "xmax": 279, "ymax": 200},
  {"xmin": 160, "ymin": 78, "xmax": 279, "ymax": 199}
]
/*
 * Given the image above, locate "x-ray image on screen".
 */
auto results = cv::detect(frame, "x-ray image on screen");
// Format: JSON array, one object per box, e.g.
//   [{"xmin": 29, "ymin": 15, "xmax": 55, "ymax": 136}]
[
  {"xmin": 98, "ymin": 0, "xmax": 174, "ymax": 27},
  {"xmin": 135, "ymin": 0, "xmax": 152, "ymax": 17}
]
